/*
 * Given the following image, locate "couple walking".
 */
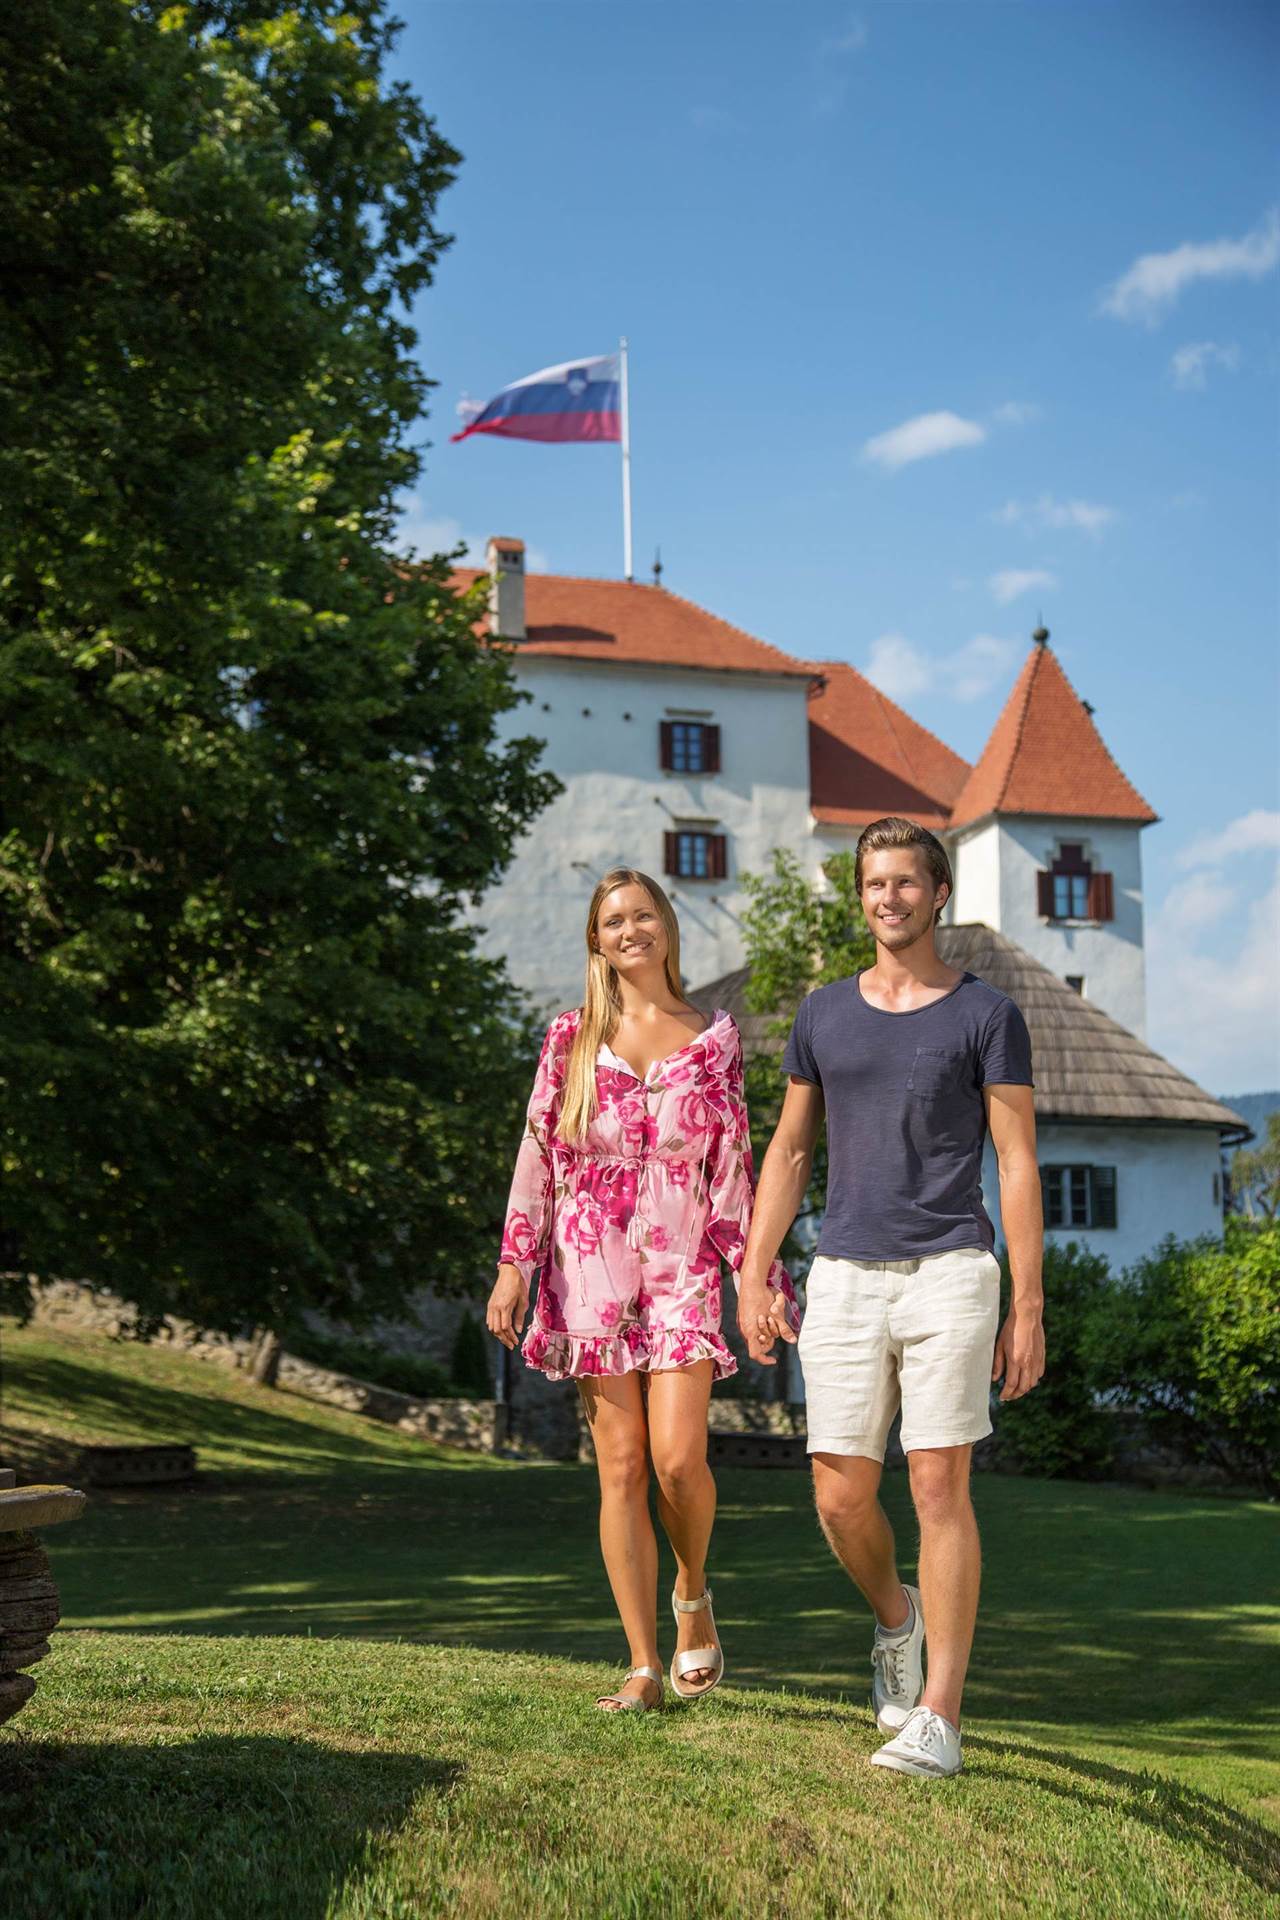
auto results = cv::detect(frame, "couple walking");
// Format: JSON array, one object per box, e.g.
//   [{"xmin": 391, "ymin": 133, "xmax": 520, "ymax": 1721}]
[{"xmin": 486, "ymin": 815, "xmax": 1044, "ymax": 1779}]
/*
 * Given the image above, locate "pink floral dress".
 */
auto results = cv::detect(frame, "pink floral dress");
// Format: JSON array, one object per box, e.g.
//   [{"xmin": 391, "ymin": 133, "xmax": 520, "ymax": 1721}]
[{"xmin": 499, "ymin": 1007, "xmax": 796, "ymax": 1382}]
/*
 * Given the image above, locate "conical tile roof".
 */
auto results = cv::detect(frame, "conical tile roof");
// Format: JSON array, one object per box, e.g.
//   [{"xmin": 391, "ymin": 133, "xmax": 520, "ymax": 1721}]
[{"xmin": 949, "ymin": 636, "xmax": 1157, "ymax": 829}]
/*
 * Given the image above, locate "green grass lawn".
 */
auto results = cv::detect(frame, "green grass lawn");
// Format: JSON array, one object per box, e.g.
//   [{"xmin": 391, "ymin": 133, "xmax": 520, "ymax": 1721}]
[{"xmin": 2, "ymin": 1320, "xmax": 1278, "ymax": 1918}]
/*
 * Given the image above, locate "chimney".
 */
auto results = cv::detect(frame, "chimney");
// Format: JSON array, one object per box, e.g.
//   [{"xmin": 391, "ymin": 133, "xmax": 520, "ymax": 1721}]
[{"xmin": 486, "ymin": 536, "xmax": 526, "ymax": 640}]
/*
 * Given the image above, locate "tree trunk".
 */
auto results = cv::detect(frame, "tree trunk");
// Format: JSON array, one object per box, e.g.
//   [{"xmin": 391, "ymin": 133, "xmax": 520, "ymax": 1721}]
[{"xmin": 249, "ymin": 1328, "xmax": 282, "ymax": 1388}]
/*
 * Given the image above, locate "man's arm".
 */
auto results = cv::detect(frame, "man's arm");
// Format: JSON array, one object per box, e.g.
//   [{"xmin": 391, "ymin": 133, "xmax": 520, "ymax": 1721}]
[
  {"xmin": 985, "ymin": 1083, "xmax": 1045, "ymax": 1401},
  {"xmin": 738, "ymin": 1077, "xmax": 826, "ymax": 1365}
]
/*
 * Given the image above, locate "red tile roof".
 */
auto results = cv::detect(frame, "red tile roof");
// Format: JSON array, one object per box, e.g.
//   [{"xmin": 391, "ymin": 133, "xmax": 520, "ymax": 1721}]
[
  {"xmin": 452, "ymin": 569, "xmax": 814, "ymax": 680},
  {"xmin": 807, "ymin": 663, "xmax": 971, "ymax": 829},
  {"xmin": 949, "ymin": 639, "xmax": 1158, "ymax": 829}
]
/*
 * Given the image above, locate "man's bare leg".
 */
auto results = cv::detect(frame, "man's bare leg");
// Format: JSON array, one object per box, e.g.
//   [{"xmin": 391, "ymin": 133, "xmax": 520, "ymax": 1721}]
[
  {"xmin": 907, "ymin": 1443, "xmax": 979, "ymax": 1726},
  {"xmin": 811, "ymin": 1452, "xmax": 910, "ymax": 1628}
]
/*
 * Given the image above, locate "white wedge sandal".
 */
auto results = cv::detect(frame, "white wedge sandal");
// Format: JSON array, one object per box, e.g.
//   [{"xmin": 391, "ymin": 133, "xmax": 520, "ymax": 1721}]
[
  {"xmin": 669, "ymin": 1587, "xmax": 725, "ymax": 1700},
  {"xmin": 596, "ymin": 1664, "xmax": 664, "ymax": 1713}
]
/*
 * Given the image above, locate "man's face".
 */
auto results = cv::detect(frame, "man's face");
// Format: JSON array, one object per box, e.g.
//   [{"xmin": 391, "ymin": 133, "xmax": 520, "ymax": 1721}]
[{"xmin": 860, "ymin": 847, "xmax": 947, "ymax": 953}]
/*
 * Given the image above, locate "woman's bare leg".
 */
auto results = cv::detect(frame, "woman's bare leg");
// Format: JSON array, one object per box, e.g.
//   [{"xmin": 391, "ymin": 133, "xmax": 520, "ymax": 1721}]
[
  {"xmin": 647, "ymin": 1360, "xmax": 719, "ymax": 1690},
  {"xmin": 579, "ymin": 1373, "xmax": 661, "ymax": 1707}
]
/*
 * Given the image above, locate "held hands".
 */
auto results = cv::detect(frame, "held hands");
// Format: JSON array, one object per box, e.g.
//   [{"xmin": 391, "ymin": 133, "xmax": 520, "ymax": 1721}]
[
  {"xmin": 737, "ymin": 1273, "xmax": 797, "ymax": 1368},
  {"xmin": 992, "ymin": 1300, "xmax": 1045, "ymax": 1402},
  {"xmin": 486, "ymin": 1264, "xmax": 529, "ymax": 1351}
]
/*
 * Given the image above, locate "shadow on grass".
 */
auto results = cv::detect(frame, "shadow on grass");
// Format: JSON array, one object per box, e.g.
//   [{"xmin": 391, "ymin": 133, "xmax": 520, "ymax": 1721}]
[
  {"xmin": 4, "ymin": 1351, "xmax": 427, "ymax": 1479},
  {"xmin": 966, "ymin": 1733, "xmax": 1280, "ymax": 1895},
  {"xmin": 32, "ymin": 1410, "xmax": 1280, "ymax": 1748},
  {"xmin": 0, "ymin": 1732, "xmax": 455, "ymax": 1920}
]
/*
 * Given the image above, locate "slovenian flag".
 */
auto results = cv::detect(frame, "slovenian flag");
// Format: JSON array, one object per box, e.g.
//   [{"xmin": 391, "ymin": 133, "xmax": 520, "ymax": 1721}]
[{"xmin": 451, "ymin": 353, "xmax": 621, "ymax": 445}]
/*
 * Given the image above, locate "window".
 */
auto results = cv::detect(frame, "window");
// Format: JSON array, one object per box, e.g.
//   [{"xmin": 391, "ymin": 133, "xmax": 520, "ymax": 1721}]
[
  {"xmin": 664, "ymin": 829, "xmax": 727, "ymax": 881},
  {"xmin": 1041, "ymin": 1164, "xmax": 1117, "ymax": 1229},
  {"xmin": 659, "ymin": 719, "xmax": 721, "ymax": 774},
  {"xmin": 1037, "ymin": 843, "xmax": 1114, "ymax": 922},
  {"xmin": 1064, "ymin": 975, "xmax": 1085, "ymax": 995}
]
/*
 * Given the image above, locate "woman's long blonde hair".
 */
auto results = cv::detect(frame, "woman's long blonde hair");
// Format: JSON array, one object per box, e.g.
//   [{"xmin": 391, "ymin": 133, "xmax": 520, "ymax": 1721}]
[{"xmin": 557, "ymin": 867, "xmax": 684, "ymax": 1143}]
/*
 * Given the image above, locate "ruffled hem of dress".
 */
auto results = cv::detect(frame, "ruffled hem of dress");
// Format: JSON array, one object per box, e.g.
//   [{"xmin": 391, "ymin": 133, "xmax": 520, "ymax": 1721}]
[{"xmin": 522, "ymin": 1323, "xmax": 738, "ymax": 1383}]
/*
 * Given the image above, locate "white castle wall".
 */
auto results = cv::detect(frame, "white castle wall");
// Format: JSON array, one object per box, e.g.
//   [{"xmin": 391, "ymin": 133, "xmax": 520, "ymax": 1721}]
[
  {"xmin": 980, "ymin": 1121, "xmax": 1222, "ymax": 1273},
  {"xmin": 949, "ymin": 817, "xmax": 1148, "ymax": 1035},
  {"xmin": 477, "ymin": 656, "xmax": 814, "ymax": 1013}
]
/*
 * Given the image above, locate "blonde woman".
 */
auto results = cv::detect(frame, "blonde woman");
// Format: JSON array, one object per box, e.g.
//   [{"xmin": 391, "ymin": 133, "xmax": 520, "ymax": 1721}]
[{"xmin": 487, "ymin": 867, "xmax": 795, "ymax": 1713}]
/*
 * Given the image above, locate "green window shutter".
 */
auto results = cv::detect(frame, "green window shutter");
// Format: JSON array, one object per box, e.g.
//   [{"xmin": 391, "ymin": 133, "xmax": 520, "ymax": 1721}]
[{"xmin": 1090, "ymin": 1165, "xmax": 1118, "ymax": 1228}]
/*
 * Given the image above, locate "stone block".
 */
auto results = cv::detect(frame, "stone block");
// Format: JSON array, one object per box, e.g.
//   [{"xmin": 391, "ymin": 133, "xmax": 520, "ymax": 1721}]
[
  {"xmin": 0, "ymin": 1633, "xmax": 51, "ymax": 1670},
  {"xmin": 77, "ymin": 1443, "xmax": 196, "ymax": 1487},
  {"xmin": 0, "ymin": 1671, "xmax": 36, "ymax": 1725},
  {"xmin": 0, "ymin": 1486, "xmax": 87, "ymax": 1532}
]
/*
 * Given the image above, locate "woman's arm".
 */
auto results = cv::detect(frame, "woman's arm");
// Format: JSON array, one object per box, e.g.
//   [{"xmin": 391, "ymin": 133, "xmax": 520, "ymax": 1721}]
[
  {"xmin": 737, "ymin": 1077, "xmax": 825, "ymax": 1364},
  {"xmin": 705, "ymin": 1051, "xmax": 799, "ymax": 1331},
  {"xmin": 487, "ymin": 1022, "xmax": 565, "ymax": 1349}
]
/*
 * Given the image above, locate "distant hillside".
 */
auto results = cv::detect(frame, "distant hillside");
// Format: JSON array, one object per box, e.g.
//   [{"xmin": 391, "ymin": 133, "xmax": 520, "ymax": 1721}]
[{"xmin": 1218, "ymin": 1090, "xmax": 1278, "ymax": 1150}]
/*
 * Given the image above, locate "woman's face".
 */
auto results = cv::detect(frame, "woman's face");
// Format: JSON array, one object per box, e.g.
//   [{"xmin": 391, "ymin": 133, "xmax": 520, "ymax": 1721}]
[{"xmin": 594, "ymin": 883, "xmax": 669, "ymax": 978}]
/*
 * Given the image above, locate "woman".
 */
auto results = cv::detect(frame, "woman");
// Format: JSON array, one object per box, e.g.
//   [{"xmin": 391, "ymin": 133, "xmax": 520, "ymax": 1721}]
[{"xmin": 487, "ymin": 866, "xmax": 794, "ymax": 1713}]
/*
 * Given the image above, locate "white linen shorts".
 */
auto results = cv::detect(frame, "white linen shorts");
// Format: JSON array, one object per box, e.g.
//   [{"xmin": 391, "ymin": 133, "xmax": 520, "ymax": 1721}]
[{"xmin": 798, "ymin": 1246, "xmax": 1001, "ymax": 1460}]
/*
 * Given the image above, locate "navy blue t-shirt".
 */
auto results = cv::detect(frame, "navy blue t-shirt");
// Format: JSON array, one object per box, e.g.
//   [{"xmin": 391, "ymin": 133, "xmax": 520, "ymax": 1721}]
[{"xmin": 782, "ymin": 970, "xmax": 1034, "ymax": 1260}]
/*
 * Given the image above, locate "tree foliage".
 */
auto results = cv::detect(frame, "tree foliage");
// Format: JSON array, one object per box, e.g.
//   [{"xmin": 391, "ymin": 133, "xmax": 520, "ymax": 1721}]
[
  {"xmin": 737, "ymin": 849, "xmax": 875, "ymax": 1243},
  {"xmin": 1086, "ymin": 1220, "xmax": 1280, "ymax": 1496},
  {"xmin": 0, "ymin": 2, "xmax": 558, "ymax": 1334},
  {"xmin": 1229, "ymin": 1113, "xmax": 1280, "ymax": 1220}
]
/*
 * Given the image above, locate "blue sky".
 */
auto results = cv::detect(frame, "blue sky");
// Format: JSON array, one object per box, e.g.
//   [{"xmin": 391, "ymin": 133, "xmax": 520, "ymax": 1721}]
[{"xmin": 390, "ymin": 2, "xmax": 1279, "ymax": 1095}]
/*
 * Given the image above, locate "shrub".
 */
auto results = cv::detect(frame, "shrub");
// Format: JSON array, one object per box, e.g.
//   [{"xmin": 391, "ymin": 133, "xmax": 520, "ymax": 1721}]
[
  {"xmin": 450, "ymin": 1310, "xmax": 494, "ymax": 1399},
  {"xmin": 1088, "ymin": 1219, "xmax": 1280, "ymax": 1495},
  {"xmin": 993, "ymin": 1240, "xmax": 1116, "ymax": 1479}
]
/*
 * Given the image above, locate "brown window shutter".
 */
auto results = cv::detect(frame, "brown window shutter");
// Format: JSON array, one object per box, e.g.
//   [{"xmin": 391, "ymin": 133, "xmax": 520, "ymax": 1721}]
[
  {"xmin": 704, "ymin": 724, "xmax": 721, "ymax": 774},
  {"xmin": 659, "ymin": 720, "xmax": 674, "ymax": 771},
  {"xmin": 663, "ymin": 830, "xmax": 679, "ymax": 876},
  {"xmin": 710, "ymin": 833, "xmax": 727, "ymax": 880},
  {"xmin": 1037, "ymin": 871, "xmax": 1055, "ymax": 917},
  {"xmin": 1089, "ymin": 872, "xmax": 1115, "ymax": 920}
]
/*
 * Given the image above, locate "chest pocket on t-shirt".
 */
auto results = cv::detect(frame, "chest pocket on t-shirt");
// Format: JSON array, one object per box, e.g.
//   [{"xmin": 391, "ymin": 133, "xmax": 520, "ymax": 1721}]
[{"xmin": 906, "ymin": 1046, "xmax": 964, "ymax": 1098}]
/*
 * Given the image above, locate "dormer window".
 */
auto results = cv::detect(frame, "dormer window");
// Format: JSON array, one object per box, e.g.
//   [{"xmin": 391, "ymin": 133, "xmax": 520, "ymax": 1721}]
[
  {"xmin": 660, "ymin": 720, "xmax": 720, "ymax": 775},
  {"xmin": 1037, "ymin": 843, "xmax": 1114, "ymax": 922}
]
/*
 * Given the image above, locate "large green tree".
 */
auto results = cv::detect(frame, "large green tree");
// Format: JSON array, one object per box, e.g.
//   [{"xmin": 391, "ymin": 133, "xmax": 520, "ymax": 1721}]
[{"xmin": 0, "ymin": 2, "xmax": 558, "ymax": 1334}]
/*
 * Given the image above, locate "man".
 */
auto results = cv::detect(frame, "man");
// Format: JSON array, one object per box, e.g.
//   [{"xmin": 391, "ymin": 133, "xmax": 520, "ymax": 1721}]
[{"xmin": 738, "ymin": 816, "xmax": 1044, "ymax": 1778}]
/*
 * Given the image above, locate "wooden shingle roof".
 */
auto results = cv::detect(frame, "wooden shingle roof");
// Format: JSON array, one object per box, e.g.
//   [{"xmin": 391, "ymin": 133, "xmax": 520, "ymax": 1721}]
[{"xmin": 690, "ymin": 924, "xmax": 1250, "ymax": 1139}]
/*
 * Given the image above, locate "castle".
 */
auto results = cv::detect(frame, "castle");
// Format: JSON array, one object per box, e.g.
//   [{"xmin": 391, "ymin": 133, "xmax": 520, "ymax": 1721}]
[{"xmin": 460, "ymin": 537, "xmax": 1247, "ymax": 1269}]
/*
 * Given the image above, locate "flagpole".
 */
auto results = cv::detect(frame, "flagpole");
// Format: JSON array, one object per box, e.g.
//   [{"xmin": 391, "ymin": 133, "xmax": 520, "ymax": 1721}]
[{"xmin": 620, "ymin": 335, "xmax": 633, "ymax": 581}]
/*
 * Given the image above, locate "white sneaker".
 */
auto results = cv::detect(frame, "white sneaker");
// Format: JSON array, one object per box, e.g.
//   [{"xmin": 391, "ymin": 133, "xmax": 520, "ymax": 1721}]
[
  {"xmin": 870, "ymin": 1583, "xmax": 924, "ymax": 1734},
  {"xmin": 870, "ymin": 1706, "xmax": 962, "ymax": 1778}
]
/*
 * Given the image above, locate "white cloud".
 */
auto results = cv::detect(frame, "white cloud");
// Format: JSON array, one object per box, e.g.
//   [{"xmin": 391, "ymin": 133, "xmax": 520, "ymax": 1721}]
[
  {"xmin": 1170, "ymin": 340, "xmax": 1241, "ymax": 390},
  {"xmin": 394, "ymin": 505, "xmax": 485, "ymax": 564},
  {"xmin": 992, "ymin": 494, "xmax": 1116, "ymax": 537},
  {"xmin": 864, "ymin": 632, "xmax": 929, "ymax": 699},
  {"xmin": 991, "ymin": 401, "xmax": 1042, "ymax": 427},
  {"xmin": 989, "ymin": 567, "xmax": 1059, "ymax": 606},
  {"xmin": 1147, "ymin": 815, "xmax": 1280, "ymax": 1090},
  {"xmin": 863, "ymin": 410, "xmax": 986, "ymax": 471},
  {"xmin": 864, "ymin": 630, "xmax": 1016, "ymax": 705},
  {"xmin": 822, "ymin": 16, "xmax": 868, "ymax": 53},
  {"xmin": 1100, "ymin": 208, "xmax": 1280, "ymax": 325},
  {"xmin": 393, "ymin": 500, "xmax": 548, "ymax": 571},
  {"xmin": 1175, "ymin": 809, "xmax": 1280, "ymax": 870}
]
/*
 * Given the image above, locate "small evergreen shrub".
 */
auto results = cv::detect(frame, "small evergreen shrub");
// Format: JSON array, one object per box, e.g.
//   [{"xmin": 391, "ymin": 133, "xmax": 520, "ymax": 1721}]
[
  {"xmin": 450, "ymin": 1310, "xmax": 495, "ymax": 1399},
  {"xmin": 992, "ymin": 1240, "xmax": 1116, "ymax": 1480}
]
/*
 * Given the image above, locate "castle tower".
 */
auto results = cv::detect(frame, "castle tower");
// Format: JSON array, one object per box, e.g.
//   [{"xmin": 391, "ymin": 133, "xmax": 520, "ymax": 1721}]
[{"xmin": 944, "ymin": 627, "xmax": 1158, "ymax": 1036}]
